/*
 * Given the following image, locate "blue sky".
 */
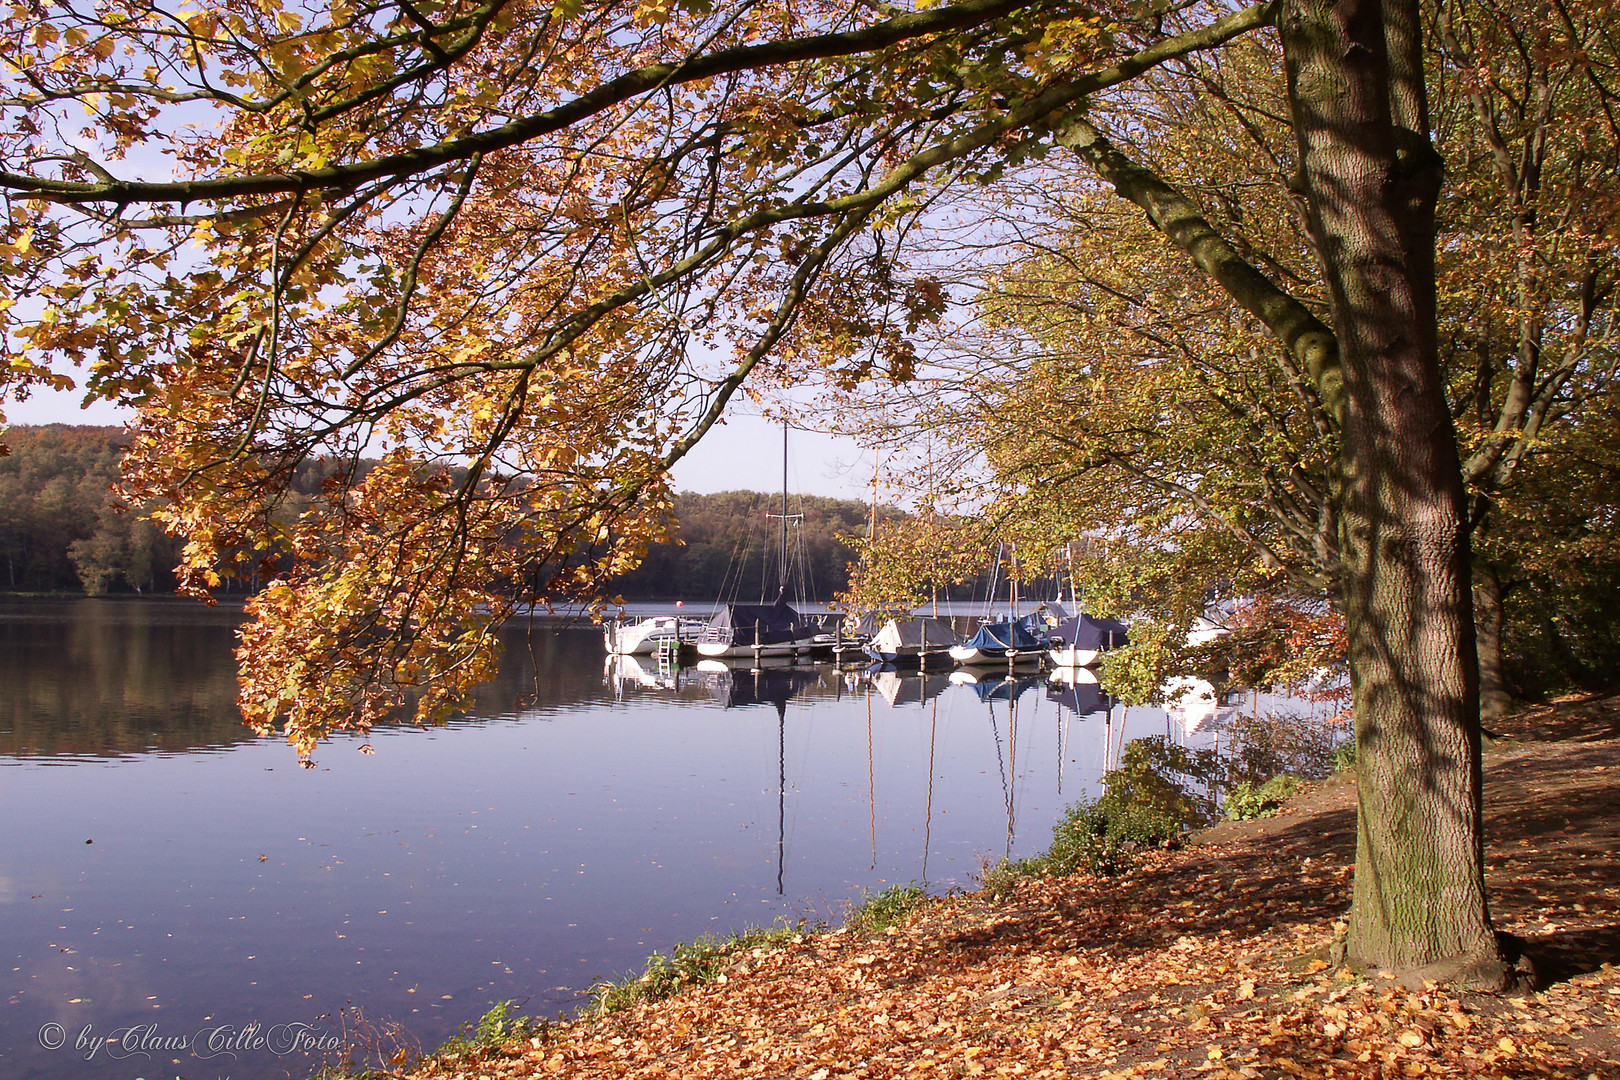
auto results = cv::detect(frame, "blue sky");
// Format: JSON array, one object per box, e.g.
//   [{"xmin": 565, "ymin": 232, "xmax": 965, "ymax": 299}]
[{"xmin": 5, "ymin": 385, "xmax": 874, "ymax": 501}]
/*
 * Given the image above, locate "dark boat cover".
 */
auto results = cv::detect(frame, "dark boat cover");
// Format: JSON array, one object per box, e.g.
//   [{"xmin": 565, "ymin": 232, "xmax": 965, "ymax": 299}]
[
  {"xmin": 842, "ymin": 611, "xmax": 884, "ymax": 639},
  {"xmin": 1048, "ymin": 613, "xmax": 1130, "ymax": 651},
  {"xmin": 703, "ymin": 598, "xmax": 816, "ymax": 647},
  {"xmin": 960, "ymin": 619, "xmax": 1045, "ymax": 654}
]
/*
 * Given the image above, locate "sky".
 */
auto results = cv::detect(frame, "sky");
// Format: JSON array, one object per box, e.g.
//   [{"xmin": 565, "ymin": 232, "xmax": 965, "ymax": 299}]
[{"xmin": 4, "ymin": 384, "xmax": 877, "ymax": 502}]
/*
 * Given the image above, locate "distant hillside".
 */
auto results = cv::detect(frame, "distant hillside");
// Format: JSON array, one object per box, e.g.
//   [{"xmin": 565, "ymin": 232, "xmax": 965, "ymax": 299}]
[
  {"xmin": 0, "ymin": 424, "xmax": 184, "ymax": 594},
  {"xmin": 0, "ymin": 425, "xmax": 891, "ymax": 600},
  {"xmin": 608, "ymin": 489, "xmax": 891, "ymax": 602}
]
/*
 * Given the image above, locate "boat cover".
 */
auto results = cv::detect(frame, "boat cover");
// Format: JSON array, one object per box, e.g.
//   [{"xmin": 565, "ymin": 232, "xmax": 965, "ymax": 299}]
[
  {"xmin": 703, "ymin": 598, "xmax": 816, "ymax": 647},
  {"xmin": 842, "ymin": 611, "xmax": 884, "ymax": 639},
  {"xmin": 869, "ymin": 618, "xmax": 960, "ymax": 654},
  {"xmin": 960, "ymin": 619, "xmax": 1045, "ymax": 654},
  {"xmin": 1048, "ymin": 613, "xmax": 1130, "ymax": 651}
]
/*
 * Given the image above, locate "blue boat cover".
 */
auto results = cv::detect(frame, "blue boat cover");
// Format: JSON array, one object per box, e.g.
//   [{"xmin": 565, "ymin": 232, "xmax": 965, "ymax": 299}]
[{"xmin": 960, "ymin": 619, "xmax": 1045, "ymax": 654}]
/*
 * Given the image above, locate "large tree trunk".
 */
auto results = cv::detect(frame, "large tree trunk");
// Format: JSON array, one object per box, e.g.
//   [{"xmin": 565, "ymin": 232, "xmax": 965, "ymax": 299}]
[{"xmin": 1279, "ymin": 0, "xmax": 1506, "ymax": 983}]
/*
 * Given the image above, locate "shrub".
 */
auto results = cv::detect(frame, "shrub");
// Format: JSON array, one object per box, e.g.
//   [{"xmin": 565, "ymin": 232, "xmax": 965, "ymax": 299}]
[
  {"xmin": 981, "ymin": 787, "xmax": 1189, "ymax": 897},
  {"xmin": 1223, "ymin": 775, "xmax": 1307, "ymax": 820}
]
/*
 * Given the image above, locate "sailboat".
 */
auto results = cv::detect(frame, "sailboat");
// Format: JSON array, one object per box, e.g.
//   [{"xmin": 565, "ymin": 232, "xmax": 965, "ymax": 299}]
[
  {"xmin": 1046, "ymin": 612, "xmax": 1130, "ymax": 668},
  {"xmin": 947, "ymin": 543, "xmax": 1046, "ymax": 666},
  {"xmin": 947, "ymin": 619, "xmax": 1046, "ymax": 666},
  {"xmin": 694, "ymin": 422, "xmax": 830, "ymax": 660},
  {"xmin": 861, "ymin": 617, "xmax": 960, "ymax": 665}
]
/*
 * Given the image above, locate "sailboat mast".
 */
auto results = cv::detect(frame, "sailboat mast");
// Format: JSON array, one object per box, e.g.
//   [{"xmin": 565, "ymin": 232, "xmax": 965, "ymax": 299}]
[{"xmin": 781, "ymin": 421, "xmax": 789, "ymax": 595}]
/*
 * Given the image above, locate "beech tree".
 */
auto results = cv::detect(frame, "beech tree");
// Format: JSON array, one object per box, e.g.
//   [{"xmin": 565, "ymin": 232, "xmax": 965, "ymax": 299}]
[
  {"xmin": 0, "ymin": 0, "xmax": 1581, "ymax": 983},
  {"xmin": 843, "ymin": 0, "xmax": 1616, "ymax": 984},
  {"xmin": 845, "ymin": 0, "xmax": 1619, "ymax": 708}
]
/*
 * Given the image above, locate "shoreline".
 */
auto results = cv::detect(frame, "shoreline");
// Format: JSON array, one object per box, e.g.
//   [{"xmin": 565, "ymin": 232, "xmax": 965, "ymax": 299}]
[{"xmin": 384, "ymin": 694, "xmax": 1620, "ymax": 1080}]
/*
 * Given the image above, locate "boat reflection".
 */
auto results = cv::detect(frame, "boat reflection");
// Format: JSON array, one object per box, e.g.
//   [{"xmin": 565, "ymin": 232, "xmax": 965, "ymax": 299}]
[
  {"xmin": 948, "ymin": 669, "xmax": 1047, "ymax": 701},
  {"xmin": 694, "ymin": 659, "xmax": 827, "ymax": 709},
  {"xmin": 854, "ymin": 665, "xmax": 954, "ymax": 708},
  {"xmin": 1045, "ymin": 665, "xmax": 1111, "ymax": 719},
  {"xmin": 604, "ymin": 652, "xmax": 685, "ymax": 694}
]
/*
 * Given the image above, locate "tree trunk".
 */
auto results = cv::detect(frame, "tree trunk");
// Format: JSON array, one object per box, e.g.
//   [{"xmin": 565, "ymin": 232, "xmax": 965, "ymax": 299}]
[
  {"xmin": 1473, "ymin": 562, "xmax": 1514, "ymax": 724},
  {"xmin": 1279, "ymin": 0, "xmax": 1506, "ymax": 983}
]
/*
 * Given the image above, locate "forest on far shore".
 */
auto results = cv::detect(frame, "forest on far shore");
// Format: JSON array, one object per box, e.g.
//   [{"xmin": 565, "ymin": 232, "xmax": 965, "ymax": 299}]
[{"xmin": 0, "ymin": 424, "xmax": 916, "ymax": 602}]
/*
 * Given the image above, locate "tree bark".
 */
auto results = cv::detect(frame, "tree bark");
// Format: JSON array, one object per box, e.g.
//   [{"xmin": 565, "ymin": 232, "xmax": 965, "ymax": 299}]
[
  {"xmin": 1279, "ymin": 0, "xmax": 1505, "ymax": 983},
  {"xmin": 1473, "ymin": 562, "xmax": 1514, "ymax": 724}
]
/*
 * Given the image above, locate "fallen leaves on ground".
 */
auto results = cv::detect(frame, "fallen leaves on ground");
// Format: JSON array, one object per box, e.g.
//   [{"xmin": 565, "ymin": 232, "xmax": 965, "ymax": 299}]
[{"xmin": 404, "ymin": 699, "xmax": 1620, "ymax": 1080}]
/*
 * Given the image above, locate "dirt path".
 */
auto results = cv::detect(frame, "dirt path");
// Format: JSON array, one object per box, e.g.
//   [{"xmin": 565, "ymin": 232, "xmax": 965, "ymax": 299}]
[{"xmin": 399, "ymin": 698, "xmax": 1620, "ymax": 1080}]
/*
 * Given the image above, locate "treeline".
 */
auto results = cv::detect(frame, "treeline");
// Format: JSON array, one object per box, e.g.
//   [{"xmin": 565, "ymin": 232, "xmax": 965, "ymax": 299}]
[
  {"xmin": 0, "ymin": 425, "xmax": 372, "ymax": 595},
  {"xmin": 609, "ymin": 490, "xmax": 879, "ymax": 602},
  {"xmin": 0, "ymin": 425, "xmax": 184, "ymax": 594},
  {"xmin": 0, "ymin": 425, "xmax": 898, "ymax": 601}
]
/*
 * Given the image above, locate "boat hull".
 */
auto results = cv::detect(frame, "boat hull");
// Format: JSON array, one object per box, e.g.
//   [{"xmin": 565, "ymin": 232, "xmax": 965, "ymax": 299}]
[
  {"xmin": 860, "ymin": 645, "xmax": 954, "ymax": 665},
  {"xmin": 604, "ymin": 616, "xmax": 703, "ymax": 656},
  {"xmin": 948, "ymin": 645, "xmax": 1043, "ymax": 667},
  {"xmin": 695, "ymin": 634, "xmax": 831, "ymax": 660},
  {"xmin": 1047, "ymin": 645, "xmax": 1102, "ymax": 668}
]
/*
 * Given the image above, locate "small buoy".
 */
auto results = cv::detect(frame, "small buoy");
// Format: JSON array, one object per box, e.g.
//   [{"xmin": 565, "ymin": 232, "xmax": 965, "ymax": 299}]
[
  {"xmin": 85, "ymin": 839, "xmax": 93, "ymax": 845},
  {"xmin": 676, "ymin": 600, "xmax": 683, "ymax": 608}
]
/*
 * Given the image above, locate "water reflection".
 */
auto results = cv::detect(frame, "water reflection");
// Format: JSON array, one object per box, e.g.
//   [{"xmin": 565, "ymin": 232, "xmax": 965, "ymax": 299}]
[
  {"xmin": 0, "ymin": 599, "xmax": 247, "ymax": 758},
  {"xmin": 0, "ymin": 601, "xmax": 1341, "ymax": 1080},
  {"xmin": 862, "ymin": 668, "xmax": 952, "ymax": 709},
  {"xmin": 693, "ymin": 660, "xmax": 827, "ymax": 710}
]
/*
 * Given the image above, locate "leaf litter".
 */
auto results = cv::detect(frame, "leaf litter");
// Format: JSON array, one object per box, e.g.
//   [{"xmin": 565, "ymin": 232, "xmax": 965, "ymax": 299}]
[{"xmin": 398, "ymin": 694, "xmax": 1620, "ymax": 1080}]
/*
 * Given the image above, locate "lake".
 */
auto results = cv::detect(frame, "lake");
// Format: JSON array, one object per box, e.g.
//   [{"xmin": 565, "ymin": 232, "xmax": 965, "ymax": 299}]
[{"xmin": 0, "ymin": 598, "xmax": 1309, "ymax": 1080}]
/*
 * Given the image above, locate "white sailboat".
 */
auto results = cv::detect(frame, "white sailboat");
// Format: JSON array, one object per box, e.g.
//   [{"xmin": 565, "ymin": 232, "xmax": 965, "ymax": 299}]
[{"xmin": 603, "ymin": 614, "xmax": 704, "ymax": 656}]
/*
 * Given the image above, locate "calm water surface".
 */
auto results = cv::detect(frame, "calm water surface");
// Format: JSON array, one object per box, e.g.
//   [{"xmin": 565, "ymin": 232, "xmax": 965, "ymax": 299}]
[{"xmin": 1, "ymin": 599, "xmax": 1260, "ymax": 1080}]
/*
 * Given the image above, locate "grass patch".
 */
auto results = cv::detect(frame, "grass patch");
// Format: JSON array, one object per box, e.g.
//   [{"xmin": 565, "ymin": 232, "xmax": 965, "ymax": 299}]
[
  {"xmin": 1330, "ymin": 736, "xmax": 1357, "ymax": 770},
  {"xmin": 844, "ymin": 884, "xmax": 928, "ymax": 936},
  {"xmin": 592, "ymin": 923, "xmax": 807, "ymax": 1015}
]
